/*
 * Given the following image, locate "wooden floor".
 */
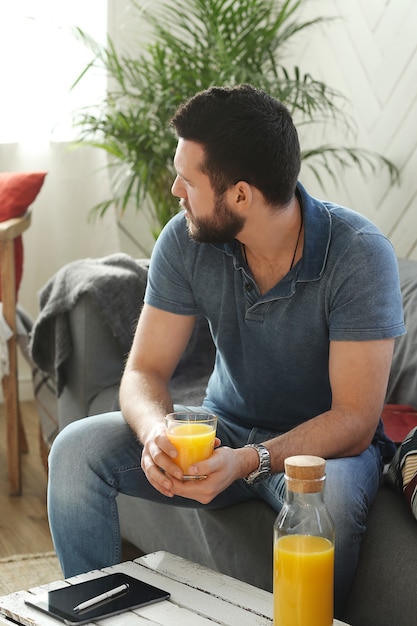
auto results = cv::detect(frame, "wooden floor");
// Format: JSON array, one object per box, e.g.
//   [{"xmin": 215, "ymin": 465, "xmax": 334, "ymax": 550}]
[
  {"xmin": 0, "ymin": 400, "xmax": 142, "ymax": 562},
  {"xmin": 0, "ymin": 401, "xmax": 54, "ymax": 558}
]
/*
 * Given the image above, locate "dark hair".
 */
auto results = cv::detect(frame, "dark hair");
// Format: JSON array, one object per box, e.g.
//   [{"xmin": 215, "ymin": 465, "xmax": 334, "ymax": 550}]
[{"xmin": 170, "ymin": 84, "xmax": 301, "ymax": 206}]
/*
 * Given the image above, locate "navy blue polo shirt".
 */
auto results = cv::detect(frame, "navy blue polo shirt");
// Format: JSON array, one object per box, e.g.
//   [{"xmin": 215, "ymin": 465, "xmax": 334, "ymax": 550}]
[{"xmin": 145, "ymin": 182, "xmax": 405, "ymax": 432}]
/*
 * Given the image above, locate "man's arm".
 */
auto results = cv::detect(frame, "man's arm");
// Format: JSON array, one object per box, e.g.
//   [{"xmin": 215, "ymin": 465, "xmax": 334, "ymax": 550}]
[
  {"xmin": 261, "ymin": 337, "xmax": 396, "ymax": 472},
  {"xmin": 169, "ymin": 337, "xmax": 395, "ymax": 504},
  {"xmin": 119, "ymin": 303, "xmax": 197, "ymax": 495}
]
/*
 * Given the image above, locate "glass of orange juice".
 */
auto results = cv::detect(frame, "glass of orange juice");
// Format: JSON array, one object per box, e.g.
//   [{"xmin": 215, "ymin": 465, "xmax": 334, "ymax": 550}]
[{"xmin": 165, "ymin": 412, "xmax": 217, "ymax": 480}]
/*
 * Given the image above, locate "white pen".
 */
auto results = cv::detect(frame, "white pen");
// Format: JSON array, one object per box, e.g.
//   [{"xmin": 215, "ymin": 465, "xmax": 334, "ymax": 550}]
[{"xmin": 73, "ymin": 582, "xmax": 129, "ymax": 613}]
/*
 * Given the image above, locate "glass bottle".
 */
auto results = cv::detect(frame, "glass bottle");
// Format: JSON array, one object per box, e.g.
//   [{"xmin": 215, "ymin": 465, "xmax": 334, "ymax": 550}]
[{"xmin": 273, "ymin": 455, "xmax": 335, "ymax": 626}]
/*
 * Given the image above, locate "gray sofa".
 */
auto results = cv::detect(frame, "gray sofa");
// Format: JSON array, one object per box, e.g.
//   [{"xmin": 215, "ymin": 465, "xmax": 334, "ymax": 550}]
[{"xmin": 30, "ymin": 256, "xmax": 417, "ymax": 626}]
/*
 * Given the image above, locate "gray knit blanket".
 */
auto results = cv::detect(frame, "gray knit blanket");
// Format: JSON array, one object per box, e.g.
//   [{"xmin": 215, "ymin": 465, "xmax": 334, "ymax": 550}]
[{"xmin": 29, "ymin": 254, "xmax": 148, "ymax": 395}]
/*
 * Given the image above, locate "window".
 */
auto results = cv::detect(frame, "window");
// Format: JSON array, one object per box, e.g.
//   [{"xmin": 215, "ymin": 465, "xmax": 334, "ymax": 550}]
[{"xmin": 0, "ymin": 1, "xmax": 107, "ymax": 143}]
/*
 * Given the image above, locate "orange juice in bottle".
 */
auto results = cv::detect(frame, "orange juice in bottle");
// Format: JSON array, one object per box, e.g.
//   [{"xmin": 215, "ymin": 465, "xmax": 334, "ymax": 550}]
[{"xmin": 273, "ymin": 456, "xmax": 334, "ymax": 626}]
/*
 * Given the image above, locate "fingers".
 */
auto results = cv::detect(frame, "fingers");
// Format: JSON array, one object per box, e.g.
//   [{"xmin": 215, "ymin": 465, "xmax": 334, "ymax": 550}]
[
  {"xmin": 141, "ymin": 434, "xmax": 183, "ymax": 497},
  {"xmin": 141, "ymin": 437, "xmax": 234, "ymax": 504},
  {"xmin": 172, "ymin": 450, "xmax": 232, "ymax": 504},
  {"xmin": 171, "ymin": 473, "xmax": 221, "ymax": 505}
]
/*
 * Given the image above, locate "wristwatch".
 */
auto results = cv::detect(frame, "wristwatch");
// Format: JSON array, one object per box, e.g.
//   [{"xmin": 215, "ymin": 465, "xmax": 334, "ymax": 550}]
[{"xmin": 244, "ymin": 443, "xmax": 271, "ymax": 484}]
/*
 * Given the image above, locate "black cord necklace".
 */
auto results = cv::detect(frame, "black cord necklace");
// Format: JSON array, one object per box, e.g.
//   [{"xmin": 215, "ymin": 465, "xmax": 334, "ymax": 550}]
[
  {"xmin": 242, "ymin": 209, "xmax": 304, "ymax": 273},
  {"xmin": 289, "ymin": 209, "xmax": 304, "ymax": 271}
]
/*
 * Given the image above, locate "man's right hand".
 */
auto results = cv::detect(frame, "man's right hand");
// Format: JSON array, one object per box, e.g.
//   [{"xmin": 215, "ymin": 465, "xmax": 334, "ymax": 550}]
[{"xmin": 140, "ymin": 424, "xmax": 184, "ymax": 497}]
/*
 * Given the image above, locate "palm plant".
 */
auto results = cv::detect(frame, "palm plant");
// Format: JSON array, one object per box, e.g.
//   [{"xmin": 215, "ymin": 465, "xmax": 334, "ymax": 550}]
[{"xmin": 72, "ymin": 0, "xmax": 399, "ymax": 246}]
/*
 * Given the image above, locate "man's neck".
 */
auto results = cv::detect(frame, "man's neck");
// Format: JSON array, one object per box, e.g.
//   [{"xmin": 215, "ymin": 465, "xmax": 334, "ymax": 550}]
[{"xmin": 238, "ymin": 196, "xmax": 303, "ymax": 293}]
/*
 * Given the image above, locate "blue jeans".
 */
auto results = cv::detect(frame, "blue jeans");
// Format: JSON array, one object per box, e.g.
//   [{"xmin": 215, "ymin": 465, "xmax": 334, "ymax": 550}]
[{"xmin": 48, "ymin": 410, "xmax": 383, "ymax": 616}]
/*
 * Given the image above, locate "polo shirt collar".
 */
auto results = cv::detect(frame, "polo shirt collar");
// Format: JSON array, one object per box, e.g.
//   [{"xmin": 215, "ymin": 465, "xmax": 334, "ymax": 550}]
[{"xmin": 296, "ymin": 181, "xmax": 331, "ymax": 283}]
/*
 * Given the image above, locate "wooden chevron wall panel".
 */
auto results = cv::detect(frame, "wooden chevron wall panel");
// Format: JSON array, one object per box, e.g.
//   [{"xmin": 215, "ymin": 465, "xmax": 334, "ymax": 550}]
[{"xmin": 295, "ymin": 0, "xmax": 417, "ymax": 259}]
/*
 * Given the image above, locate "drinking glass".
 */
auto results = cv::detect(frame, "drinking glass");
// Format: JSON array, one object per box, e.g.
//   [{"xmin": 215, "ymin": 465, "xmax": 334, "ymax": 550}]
[{"xmin": 165, "ymin": 412, "xmax": 217, "ymax": 480}]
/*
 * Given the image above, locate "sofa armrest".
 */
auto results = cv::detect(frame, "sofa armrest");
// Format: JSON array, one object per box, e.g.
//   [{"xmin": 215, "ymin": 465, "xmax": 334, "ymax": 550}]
[
  {"xmin": 386, "ymin": 258, "xmax": 417, "ymax": 408},
  {"xmin": 58, "ymin": 293, "xmax": 127, "ymax": 429}
]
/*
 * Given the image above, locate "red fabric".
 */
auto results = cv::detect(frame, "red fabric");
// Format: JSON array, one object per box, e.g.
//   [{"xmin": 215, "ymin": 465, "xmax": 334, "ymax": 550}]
[
  {"xmin": 0, "ymin": 171, "xmax": 47, "ymax": 220},
  {"xmin": 0, "ymin": 171, "xmax": 47, "ymax": 299},
  {"xmin": 382, "ymin": 404, "xmax": 417, "ymax": 445}
]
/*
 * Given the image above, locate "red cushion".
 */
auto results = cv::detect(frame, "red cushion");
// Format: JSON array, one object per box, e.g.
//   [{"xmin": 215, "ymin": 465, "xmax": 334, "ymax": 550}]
[
  {"xmin": 0, "ymin": 171, "xmax": 47, "ymax": 299},
  {"xmin": 0, "ymin": 171, "xmax": 47, "ymax": 220},
  {"xmin": 382, "ymin": 404, "xmax": 417, "ymax": 445}
]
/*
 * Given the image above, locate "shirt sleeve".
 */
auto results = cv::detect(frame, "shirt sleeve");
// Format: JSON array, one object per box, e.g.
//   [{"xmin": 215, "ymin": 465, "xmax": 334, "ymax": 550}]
[
  {"xmin": 328, "ymin": 232, "xmax": 405, "ymax": 341},
  {"xmin": 144, "ymin": 213, "xmax": 200, "ymax": 316}
]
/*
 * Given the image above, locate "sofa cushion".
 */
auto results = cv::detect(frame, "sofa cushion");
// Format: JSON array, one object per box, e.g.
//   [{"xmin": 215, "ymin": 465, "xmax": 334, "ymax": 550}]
[{"xmin": 342, "ymin": 483, "xmax": 417, "ymax": 626}]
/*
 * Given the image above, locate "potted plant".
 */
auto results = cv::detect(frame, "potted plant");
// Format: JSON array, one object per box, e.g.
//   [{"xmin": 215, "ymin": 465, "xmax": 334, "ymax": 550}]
[{"xmin": 72, "ymin": 0, "xmax": 398, "ymax": 253}]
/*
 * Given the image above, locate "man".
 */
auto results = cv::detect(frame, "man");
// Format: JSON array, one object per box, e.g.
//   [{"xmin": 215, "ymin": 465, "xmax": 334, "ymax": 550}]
[{"xmin": 48, "ymin": 85, "xmax": 404, "ymax": 616}]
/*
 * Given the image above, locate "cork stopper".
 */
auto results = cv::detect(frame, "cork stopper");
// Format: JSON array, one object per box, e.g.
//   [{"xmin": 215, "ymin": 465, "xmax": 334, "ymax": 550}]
[{"xmin": 284, "ymin": 455, "xmax": 326, "ymax": 493}]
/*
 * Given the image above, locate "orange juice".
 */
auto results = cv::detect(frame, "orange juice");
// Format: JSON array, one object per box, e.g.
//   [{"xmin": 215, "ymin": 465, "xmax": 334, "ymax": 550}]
[
  {"xmin": 166, "ymin": 422, "xmax": 215, "ymax": 475},
  {"xmin": 274, "ymin": 534, "xmax": 334, "ymax": 626}
]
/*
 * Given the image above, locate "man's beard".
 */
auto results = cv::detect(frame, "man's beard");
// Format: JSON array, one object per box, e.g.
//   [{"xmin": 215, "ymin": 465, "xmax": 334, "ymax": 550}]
[{"xmin": 185, "ymin": 194, "xmax": 245, "ymax": 244}]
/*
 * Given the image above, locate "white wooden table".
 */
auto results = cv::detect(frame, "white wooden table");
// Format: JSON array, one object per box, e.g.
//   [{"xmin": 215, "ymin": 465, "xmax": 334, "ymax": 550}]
[{"xmin": 0, "ymin": 551, "xmax": 350, "ymax": 625}]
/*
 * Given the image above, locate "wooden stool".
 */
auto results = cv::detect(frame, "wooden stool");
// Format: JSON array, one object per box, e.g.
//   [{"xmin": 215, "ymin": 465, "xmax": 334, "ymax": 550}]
[{"xmin": 0, "ymin": 211, "xmax": 31, "ymax": 495}]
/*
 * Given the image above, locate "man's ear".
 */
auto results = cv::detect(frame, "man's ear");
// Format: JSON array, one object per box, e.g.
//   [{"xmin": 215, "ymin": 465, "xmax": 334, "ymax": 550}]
[{"xmin": 229, "ymin": 181, "xmax": 253, "ymax": 210}]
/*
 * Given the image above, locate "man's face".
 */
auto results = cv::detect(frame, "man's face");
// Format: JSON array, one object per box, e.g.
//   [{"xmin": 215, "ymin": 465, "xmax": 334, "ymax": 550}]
[{"xmin": 171, "ymin": 139, "xmax": 244, "ymax": 243}]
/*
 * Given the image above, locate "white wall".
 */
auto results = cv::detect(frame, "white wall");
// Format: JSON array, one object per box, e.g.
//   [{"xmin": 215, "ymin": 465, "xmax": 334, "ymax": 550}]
[{"xmin": 296, "ymin": 0, "xmax": 417, "ymax": 259}]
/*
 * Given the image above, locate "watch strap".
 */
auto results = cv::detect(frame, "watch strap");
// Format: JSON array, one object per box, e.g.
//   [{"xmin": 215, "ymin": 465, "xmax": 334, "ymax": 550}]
[{"xmin": 244, "ymin": 443, "xmax": 271, "ymax": 484}]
